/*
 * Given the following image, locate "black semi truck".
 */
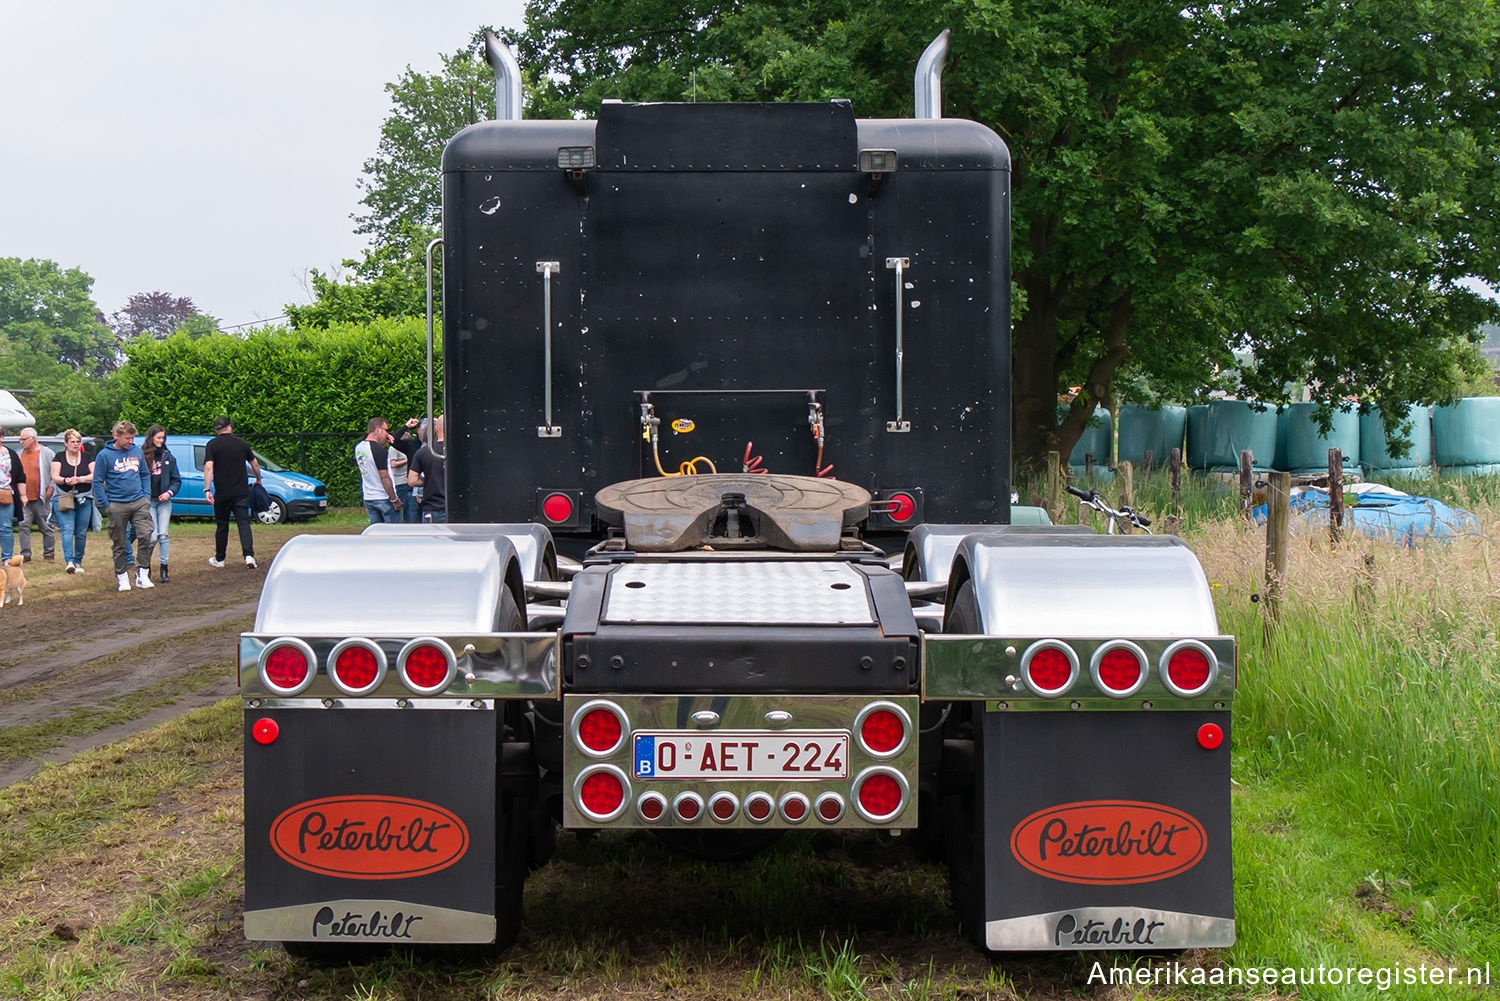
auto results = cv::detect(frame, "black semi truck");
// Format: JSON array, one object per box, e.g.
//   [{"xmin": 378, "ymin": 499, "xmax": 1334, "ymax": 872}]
[{"xmin": 240, "ymin": 33, "xmax": 1236, "ymax": 954}]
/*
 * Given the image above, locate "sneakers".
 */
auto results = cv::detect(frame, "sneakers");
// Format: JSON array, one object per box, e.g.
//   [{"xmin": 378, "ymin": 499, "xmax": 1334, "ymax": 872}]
[
  {"xmin": 244, "ymin": 555, "xmax": 258, "ymax": 569},
  {"xmin": 74, "ymin": 564, "xmax": 85, "ymax": 574},
  {"xmin": 116, "ymin": 572, "xmax": 131, "ymax": 592},
  {"xmin": 208, "ymin": 557, "xmax": 226, "ymax": 568},
  {"xmin": 135, "ymin": 568, "xmax": 155, "ymax": 589},
  {"xmin": 65, "ymin": 562, "xmax": 76, "ymax": 574}
]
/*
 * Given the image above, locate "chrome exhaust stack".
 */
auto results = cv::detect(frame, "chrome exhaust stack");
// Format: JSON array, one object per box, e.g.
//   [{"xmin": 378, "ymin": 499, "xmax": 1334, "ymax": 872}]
[
  {"xmin": 483, "ymin": 31, "xmax": 524, "ymax": 120},
  {"xmin": 914, "ymin": 29, "xmax": 950, "ymax": 119}
]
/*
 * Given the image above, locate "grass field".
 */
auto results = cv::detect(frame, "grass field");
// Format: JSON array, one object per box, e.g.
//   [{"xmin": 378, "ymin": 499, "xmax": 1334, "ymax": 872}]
[{"xmin": 2, "ymin": 485, "xmax": 1498, "ymax": 999}]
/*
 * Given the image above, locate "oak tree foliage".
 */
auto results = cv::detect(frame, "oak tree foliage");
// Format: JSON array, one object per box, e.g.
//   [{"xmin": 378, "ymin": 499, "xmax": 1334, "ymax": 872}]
[{"xmin": 340, "ymin": 2, "xmax": 1500, "ymax": 469}]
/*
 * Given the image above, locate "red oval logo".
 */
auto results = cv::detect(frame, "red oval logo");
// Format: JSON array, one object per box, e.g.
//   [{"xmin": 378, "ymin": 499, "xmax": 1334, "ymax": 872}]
[
  {"xmin": 270, "ymin": 796, "xmax": 470, "ymax": 880},
  {"xmin": 1010, "ymin": 800, "xmax": 1207, "ymax": 885}
]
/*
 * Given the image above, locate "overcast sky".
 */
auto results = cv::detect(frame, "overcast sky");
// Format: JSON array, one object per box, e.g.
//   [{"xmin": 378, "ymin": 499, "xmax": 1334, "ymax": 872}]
[{"xmin": 1, "ymin": 0, "xmax": 526, "ymax": 329}]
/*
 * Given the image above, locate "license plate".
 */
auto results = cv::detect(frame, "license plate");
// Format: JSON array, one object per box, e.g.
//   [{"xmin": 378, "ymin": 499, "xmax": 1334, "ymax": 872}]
[{"xmin": 633, "ymin": 730, "xmax": 848, "ymax": 780}]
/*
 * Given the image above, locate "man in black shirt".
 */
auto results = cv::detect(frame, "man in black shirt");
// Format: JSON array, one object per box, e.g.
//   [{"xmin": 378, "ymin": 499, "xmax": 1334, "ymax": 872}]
[
  {"xmin": 407, "ymin": 415, "xmax": 447, "ymax": 523},
  {"xmin": 203, "ymin": 416, "xmax": 262, "ymax": 569}
]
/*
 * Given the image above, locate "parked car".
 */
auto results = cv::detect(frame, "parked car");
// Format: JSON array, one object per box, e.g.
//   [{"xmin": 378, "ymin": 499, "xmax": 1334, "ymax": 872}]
[
  {"xmin": 148, "ymin": 435, "xmax": 327, "ymax": 524},
  {"xmin": 35, "ymin": 433, "xmax": 326, "ymax": 523}
]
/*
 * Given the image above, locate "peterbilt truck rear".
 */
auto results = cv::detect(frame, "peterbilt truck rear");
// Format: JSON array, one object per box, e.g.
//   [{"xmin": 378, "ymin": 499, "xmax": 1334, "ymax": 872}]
[{"xmin": 240, "ymin": 34, "xmax": 1236, "ymax": 955}]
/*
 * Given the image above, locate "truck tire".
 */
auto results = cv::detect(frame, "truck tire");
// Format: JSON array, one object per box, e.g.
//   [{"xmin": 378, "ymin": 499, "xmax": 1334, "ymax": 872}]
[{"xmin": 941, "ymin": 580, "xmax": 987, "ymax": 950}]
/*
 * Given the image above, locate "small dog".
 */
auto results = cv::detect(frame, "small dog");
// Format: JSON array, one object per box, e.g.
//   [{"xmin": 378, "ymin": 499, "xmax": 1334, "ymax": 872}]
[{"xmin": 2, "ymin": 554, "xmax": 25, "ymax": 607}]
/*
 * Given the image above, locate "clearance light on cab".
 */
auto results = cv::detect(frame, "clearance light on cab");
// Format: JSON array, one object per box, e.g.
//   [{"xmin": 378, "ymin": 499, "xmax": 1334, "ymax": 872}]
[
  {"xmin": 854, "ymin": 701, "xmax": 911, "ymax": 758},
  {"xmin": 1160, "ymin": 639, "xmax": 1218, "ymax": 698},
  {"xmin": 574, "ymin": 765, "xmax": 629, "ymax": 821},
  {"xmin": 328, "ymin": 639, "xmax": 387, "ymax": 696},
  {"xmin": 397, "ymin": 638, "xmax": 458, "ymax": 695},
  {"xmin": 1090, "ymin": 640, "xmax": 1148, "ymax": 699},
  {"xmin": 571, "ymin": 700, "xmax": 628, "ymax": 757},
  {"xmin": 1021, "ymin": 640, "xmax": 1079, "ymax": 697},
  {"xmin": 259, "ymin": 638, "xmax": 317, "ymax": 697}
]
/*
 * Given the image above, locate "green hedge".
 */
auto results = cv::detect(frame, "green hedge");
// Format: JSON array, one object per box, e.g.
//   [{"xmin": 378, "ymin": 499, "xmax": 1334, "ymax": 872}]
[{"xmin": 120, "ymin": 320, "xmax": 441, "ymax": 506}]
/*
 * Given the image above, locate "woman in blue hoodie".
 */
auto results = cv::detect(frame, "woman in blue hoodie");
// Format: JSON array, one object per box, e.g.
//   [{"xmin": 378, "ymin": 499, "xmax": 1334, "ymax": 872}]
[{"xmin": 142, "ymin": 425, "xmax": 181, "ymax": 583}]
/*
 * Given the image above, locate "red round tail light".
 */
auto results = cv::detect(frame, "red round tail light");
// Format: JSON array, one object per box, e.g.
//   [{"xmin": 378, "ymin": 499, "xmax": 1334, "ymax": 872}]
[
  {"xmin": 329, "ymin": 639, "xmax": 385, "ymax": 695},
  {"xmin": 1023, "ymin": 642, "xmax": 1078, "ymax": 697},
  {"xmin": 887, "ymin": 491, "xmax": 917, "ymax": 523},
  {"xmin": 673, "ymin": 792, "xmax": 703, "ymax": 822},
  {"xmin": 744, "ymin": 792, "xmax": 774, "ymax": 823},
  {"xmin": 856, "ymin": 703, "xmax": 909, "ymax": 757},
  {"xmin": 709, "ymin": 792, "xmax": 739, "ymax": 822},
  {"xmin": 815, "ymin": 792, "xmax": 845, "ymax": 823},
  {"xmin": 1162, "ymin": 641, "xmax": 1216, "ymax": 697},
  {"xmin": 259, "ymin": 639, "xmax": 316, "ymax": 696},
  {"xmin": 779, "ymin": 792, "xmax": 809, "ymax": 823},
  {"xmin": 398, "ymin": 638, "xmax": 456, "ymax": 694},
  {"xmin": 637, "ymin": 792, "xmax": 667, "ymax": 822},
  {"xmin": 573, "ymin": 702, "xmax": 626, "ymax": 756},
  {"xmin": 541, "ymin": 492, "xmax": 575, "ymax": 524},
  {"xmin": 576, "ymin": 767, "xmax": 627, "ymax": 821},
  {"xmin": 1091, "ymin": 642, "xmax": 1147, "ymax": 698},
  {"xmin": 854, "ymin": 769, "xmax": 907, "ymax": 823}
]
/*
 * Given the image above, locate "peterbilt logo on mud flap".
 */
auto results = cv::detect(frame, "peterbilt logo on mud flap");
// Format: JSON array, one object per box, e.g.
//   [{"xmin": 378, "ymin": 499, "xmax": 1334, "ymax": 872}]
[
  {"xmin": 312, "ymin": 905, "xmax": 424, "ymax": 940},
  {"xmin": 271, "ymin": 796, "xmax": 470, "ymax": 879},
  {"xmin": 1053, "ymin": 912, "xmax": 1165, "ymax": 947},
  {"xmin": 1010, "ymin": 800, "xmax": 1207, "ymax": 885}
]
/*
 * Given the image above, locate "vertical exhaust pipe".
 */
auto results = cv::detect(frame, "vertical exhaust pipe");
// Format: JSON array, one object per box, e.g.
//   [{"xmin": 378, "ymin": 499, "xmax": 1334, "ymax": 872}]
[
  {"xmin": 914, "ymin": 29, "xmax": 950, "ymax": 119},
  {"xmin": 483, "ymin": 31, "xmax": 524, "ymax": 120}
]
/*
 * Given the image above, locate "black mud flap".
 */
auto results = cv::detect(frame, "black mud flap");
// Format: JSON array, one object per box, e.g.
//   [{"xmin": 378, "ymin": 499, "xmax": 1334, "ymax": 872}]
[
  {"xmin": 243, "ymin": 706, "xmax": 498, "ymax": 944},
  {"xmin": 978, "ymin": 710, "xmax": 1233, "ymax": 950}
]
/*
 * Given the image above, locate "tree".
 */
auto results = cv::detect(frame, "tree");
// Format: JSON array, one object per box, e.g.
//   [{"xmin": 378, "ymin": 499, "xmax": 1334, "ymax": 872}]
[
  {"xmin": 0, "ymin": 257, "xmax": 120, "ymax": 377},
  {"xmin": 110, "ymin": 291, "xmax": 216, "ymax": 340},
  {"xmin": 506, "ymin": 0, "xmax": 1500, "ymax": 470},
  {"xmin": 355, "ymin": 47, "xmax": 494, "ymax": 250},
  {"xmin": 286, "ymin": 224, "xmax": 435, "ymax": 330}
]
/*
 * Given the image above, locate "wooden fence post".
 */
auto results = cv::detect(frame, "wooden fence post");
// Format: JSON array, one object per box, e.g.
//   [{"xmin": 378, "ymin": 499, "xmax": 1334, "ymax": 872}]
[
  {"xmin": 1328, "ymin": 447, "xmax": 1344, "ymax": 548},
  {"xmin": 1143, "ymin": 449, "xmax": 1155, "ymax": 477},
  {"xmin": 1166, "ymin": 447, "xmax": 1182, "ymax": 535},
  {"xmin": 1264, "ymin": 470, "xmax": 1291, "ymax": 633},
  {"xmin": 1239, "ymin": 450, "xmax": 1255, "ymax": 522},
  {"xmin": 1047, "ymin": 451, "xmax": 1063, "ymax": 524},
  {"xmin": 1085, "ymin": 452, "xmax": 1094, "ymax": 482},
  {"xmin": 1119, "ymin": 460, "xmax": 1135, "ymax": 512}
]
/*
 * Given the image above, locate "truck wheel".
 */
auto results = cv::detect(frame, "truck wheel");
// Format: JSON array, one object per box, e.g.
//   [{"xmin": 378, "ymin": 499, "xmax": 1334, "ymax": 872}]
[{"xmin": 942, "ymin": 580, "xmax": 987, "ymax": 950}]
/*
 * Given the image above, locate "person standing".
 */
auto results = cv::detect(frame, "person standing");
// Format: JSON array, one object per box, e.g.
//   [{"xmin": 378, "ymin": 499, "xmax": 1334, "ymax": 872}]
[
  {"xmin": 203, "ymin": 416, "xmax": 261, "ymax": 569},
  {"xmin": 0, "ymin": 429, "xmax": 27, "ymax": 567},
  {"xmin": 408, "ymin": 414, "xmax": 447, "ymax": 523},
  {"xmin": 51, "ymin": 429, "xmax": 94, "ymax": 574},
  {"xmin": 142, "ymin": 425, "xmax": 181, "ymax": 582},
  {"xmin": 354, "ymin": 417, "xmax": 403, "ymax": 524},
  {"xmin": 94, "ymin": 421, "xmax": 156, "ymax": 591},
  {"xmin": 15, "ymin": 428, "xmax": 56, "ymax": 563}
]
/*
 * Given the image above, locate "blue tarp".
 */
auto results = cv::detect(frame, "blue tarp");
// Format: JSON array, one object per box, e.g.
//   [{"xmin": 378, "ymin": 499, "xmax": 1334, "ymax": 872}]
[{"xmin": 1252, "ymin": 490, "xmax": 1480, "ymax": 546}]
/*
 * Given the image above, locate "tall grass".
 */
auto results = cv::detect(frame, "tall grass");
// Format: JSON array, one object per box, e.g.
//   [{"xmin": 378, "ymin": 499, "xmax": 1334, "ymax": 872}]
[{"xmin": 1189, "ymin": 502, "xmax": 1500, "ymax": 961}]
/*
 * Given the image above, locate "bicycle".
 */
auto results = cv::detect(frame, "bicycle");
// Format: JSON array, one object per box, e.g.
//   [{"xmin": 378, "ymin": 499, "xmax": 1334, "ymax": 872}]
[{"xmin": 1065, "ymin": 485, "xmax": 1153, "ymax": 534}]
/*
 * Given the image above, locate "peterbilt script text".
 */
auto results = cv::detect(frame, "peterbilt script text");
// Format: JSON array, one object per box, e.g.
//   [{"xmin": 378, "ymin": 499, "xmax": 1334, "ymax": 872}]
[
  {"xmin": 297, "ymin": 811, "xmax": 452, "ymax": 855},
  {"xmin": 312, "ymin": 905, "xmax": 422, "ymax": 940},
  {"xmin": 1037, "ymin": 818, "xmax": 1190, "ymax": 861}
]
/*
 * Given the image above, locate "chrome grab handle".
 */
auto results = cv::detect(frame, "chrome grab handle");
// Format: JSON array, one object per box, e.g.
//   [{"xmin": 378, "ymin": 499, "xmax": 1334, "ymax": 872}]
[
  {"xmin": 425, "ymin": 237, "xmax": 446, "ymax": 459},
  {"xmin": 536, "ymin": 261, "xmax": 562, "ymax": 438},
  {"xmin": 886, "ymin": 256, "xmax": 911, "ymax": 432}
]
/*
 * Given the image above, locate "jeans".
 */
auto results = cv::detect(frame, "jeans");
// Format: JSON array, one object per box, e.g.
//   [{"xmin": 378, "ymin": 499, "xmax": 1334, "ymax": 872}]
[
  {"xmin": 0, "ymin": 505, "xmax": 12, "ymax": 562},
  {"xmin": 19, "ymin": 498, "xmax": 55, "ymax": 559},
  {"xmin": 364, "ymin": 499, "xmax": 400, "ymax": 524},
  {"xmin": 395, "ymin": 483, "xmax": 419, "ymax": 523},
  {"xmin": 421, "ymin": 509, "xmax": 447, "ymax": 524},
  {"xmin": 150, "ymin": 498, "xmax": 172, "ymax": 563},
  {"xmin": 54, "ymin": 495, "xmax": 92, "ymax": 566},
  {"xmin": 214, "ymin": 494, "xmax": 254, "ymax": 560},
  {"xmin": 105, "ymin": 497, "xmax": 154, "ymax": 574}
]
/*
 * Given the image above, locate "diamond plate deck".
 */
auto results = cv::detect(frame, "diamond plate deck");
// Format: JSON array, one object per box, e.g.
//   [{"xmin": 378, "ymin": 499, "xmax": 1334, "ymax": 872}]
[{"xmin": 601, "ymin": 562, "xmax": 875, "ymax": 625}]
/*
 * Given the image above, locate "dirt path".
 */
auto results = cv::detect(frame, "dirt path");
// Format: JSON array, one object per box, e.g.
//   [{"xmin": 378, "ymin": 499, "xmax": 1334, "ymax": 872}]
[{"xmin": 0, "ymin": 520, "xmax": 350, "ymax": 791}]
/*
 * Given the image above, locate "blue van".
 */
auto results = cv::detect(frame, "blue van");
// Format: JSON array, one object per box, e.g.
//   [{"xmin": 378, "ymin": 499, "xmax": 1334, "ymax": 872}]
[{"xmin": 147, "ymin": 435, "xmax": 328, "ymax": 524}]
